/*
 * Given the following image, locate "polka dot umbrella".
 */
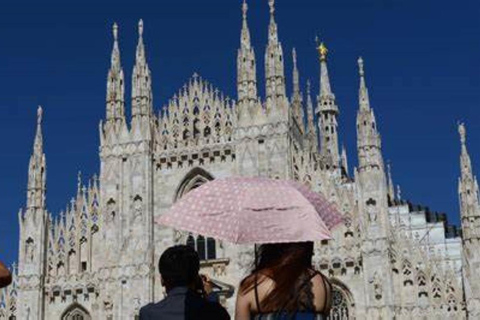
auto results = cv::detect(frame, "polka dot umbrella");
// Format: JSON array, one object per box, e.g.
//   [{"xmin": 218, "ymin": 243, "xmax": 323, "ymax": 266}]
[{"xmin": 156, "ymin": 177, "xmax": 344, "ymax": 244}]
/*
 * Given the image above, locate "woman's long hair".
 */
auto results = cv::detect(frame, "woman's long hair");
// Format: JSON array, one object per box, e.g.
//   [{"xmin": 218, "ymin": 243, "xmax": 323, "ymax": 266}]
[{"xmin": 240, "ymin": 242, "xmax": 314, "ymax": 312}]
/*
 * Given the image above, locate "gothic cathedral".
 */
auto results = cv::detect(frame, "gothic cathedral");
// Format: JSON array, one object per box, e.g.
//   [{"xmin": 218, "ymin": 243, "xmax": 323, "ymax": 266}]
[{"xmin": 1, "ymin": 1, "xmax": 480, "ymax": 319}]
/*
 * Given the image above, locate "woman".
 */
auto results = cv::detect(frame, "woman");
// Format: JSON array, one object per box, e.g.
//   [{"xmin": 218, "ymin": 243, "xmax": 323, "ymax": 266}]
[{"xmin": 236, "ymin": 242, "xmax": 332, "ymax": 320}]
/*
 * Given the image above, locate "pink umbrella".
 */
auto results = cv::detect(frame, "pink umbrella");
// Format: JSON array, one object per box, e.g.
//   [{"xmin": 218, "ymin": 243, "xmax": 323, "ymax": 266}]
[{"xmin": 156, "ymin": 177, "xmax": 343, "ymax": 244}]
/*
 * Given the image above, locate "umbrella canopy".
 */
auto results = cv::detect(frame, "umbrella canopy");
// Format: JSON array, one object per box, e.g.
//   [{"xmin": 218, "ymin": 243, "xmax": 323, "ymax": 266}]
[{"xmin": 156, "ymin": 177, "xmax": 343, "ymax": 244}]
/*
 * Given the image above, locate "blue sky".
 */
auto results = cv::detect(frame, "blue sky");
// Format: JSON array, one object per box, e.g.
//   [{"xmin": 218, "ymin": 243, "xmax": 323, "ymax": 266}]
[{"xmin": 0, "ymin": 0, "xmax": 479, "ymax": 267}]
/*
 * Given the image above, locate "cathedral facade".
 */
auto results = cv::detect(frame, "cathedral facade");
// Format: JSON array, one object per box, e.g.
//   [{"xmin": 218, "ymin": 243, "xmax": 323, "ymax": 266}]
[{"xmin": 1, "ymin": 1, "xmax": 480, "ymax": 319}]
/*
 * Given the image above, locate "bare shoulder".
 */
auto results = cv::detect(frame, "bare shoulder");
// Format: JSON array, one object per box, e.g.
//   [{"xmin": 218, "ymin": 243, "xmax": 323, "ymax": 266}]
[
  {"xmin": 237, "ymin": 273, "xmax": 275, "ymax": 313},
  {"xmin": 310, "ymin": 271, "xmax": 332, "ymax": 312}
]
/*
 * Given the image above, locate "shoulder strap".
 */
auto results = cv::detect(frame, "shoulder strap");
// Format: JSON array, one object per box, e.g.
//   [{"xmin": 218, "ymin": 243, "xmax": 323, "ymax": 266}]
[{"xmin": 254, "ymin": 272, "xmax": 262, "ymax": 314}]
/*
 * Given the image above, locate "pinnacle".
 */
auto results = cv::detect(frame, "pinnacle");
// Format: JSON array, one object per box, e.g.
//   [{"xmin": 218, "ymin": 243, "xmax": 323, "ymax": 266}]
[
  {"xmin": 459, "ymin": 122, "xmax": 466, "ymax": 145},
  {"xmin": 113, "ymin": 22, "xmax": 118, "ymax": 41},
  {"xmin": 37, "ymin": 105, "xmax": 43, "ymax": 125},
  {"xmin": 138, "ymin": 19, "xmax": 144, "ymax": 37}
]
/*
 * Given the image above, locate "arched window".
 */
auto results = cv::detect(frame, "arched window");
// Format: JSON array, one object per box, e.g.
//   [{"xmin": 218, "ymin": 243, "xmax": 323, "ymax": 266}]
[
  {"xmin": 328, "ymin": 280, "xmax": 354, "ymax": 320},
  {"xmin": 175, "ymin": 168, "xmax": 218, "ymax": 261},
  {"xmin": 61, "ymin": 304, "xmax": 91, "ymax": 320},
  {"xmin": 207, "ymin": 237, "xmax": 216, "ymax": 260}
]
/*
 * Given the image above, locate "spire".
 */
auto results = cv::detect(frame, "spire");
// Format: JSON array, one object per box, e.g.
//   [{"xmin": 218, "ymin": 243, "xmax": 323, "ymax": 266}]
[
  {"xmin": 387, "ymin": 162, "xmax": 395, "ymax": 201},
  {"xmin": 306, "ymin": 81, "xmax": 315, "ymax": 134},
  {"xmin": 457, "ymin": 123, "xmax": 480, "ymax": 311},
  {"xmin": 135, "ymin": 19, "xmax": 146, "ymax": 66},
  {"xmin": 459, "ymin": 123, "xmax": 472, "ymax": 177},
  {"xmin": 358, "ymin": 57, "xmax": 370, "ymax": 111},
  {"xmin": 356, "ymin": 57, "xmax": 383, "ymax": 172},
  {"xmin": 291, "ymin": 48, "xmax": 303, "ymax": 128},
  {"xmin": 306, "ymin": 80, "xmax": 318, "ymax": 153},
  {"xmin": 292, "ymin": 48, "xmax": 300, "ymax": 96},
  {"xmin": 237, "ymin": 0, "xmax": 258, "ymax": 111},
  {"xmin": 316, "ymin": 40, "xmax": 339, "ymax": 168},
  {"xmin": 106, "ymin": 22, "xmax": 125, "ymax": 123},
  {"xmin": 27, "ymin": 106, "xmax": 46, "ymax": 210},
  {"xmin": 33, "ymin": 106, "xmax": 43, "ymax": 156},
  {"xmin": 241, "ymin": 0, "xmax": 251, "ymax": 49},
  {"xmin": 111, "ymin": 23, "xmax": 120, "ymax": 71},
  {"xmin": 458, "ymin": 123, "xmax": 479, "ymax": 220},
  {"xmin": 268, "ymin": 0, "xmax": 278, "ymax": 43},
  {"xmin": 132, "ymin": 19, "xmax": 153, "ymax": 123},
  {"xmin": 317, "ymin": 40, "xmax": 333, "ymax": 99},
  {"xmin": 265, "ymin": 0, "xmax": 286, "ymax": 104}
]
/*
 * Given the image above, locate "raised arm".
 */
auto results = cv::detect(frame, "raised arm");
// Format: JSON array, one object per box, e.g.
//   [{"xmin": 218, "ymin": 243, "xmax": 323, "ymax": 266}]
[{"xmin": 0, "ymin": 261, "xmax": 12, "ymax": 288}]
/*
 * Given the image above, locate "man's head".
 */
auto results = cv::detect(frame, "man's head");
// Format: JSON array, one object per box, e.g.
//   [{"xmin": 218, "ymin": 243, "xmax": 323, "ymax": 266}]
[{"xmin": 159, "ymin": 245, "xmax": 200, "ymax": 291}]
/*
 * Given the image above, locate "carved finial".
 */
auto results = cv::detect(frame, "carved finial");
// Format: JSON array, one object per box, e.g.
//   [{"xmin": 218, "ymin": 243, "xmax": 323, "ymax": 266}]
[
  {"xmin": 113, "ymin": 23, "xmax": 118, "ymax": 41},
  {"xmin": 293, "ymin": 48, "xmax": 297, "ymax": 65},
  {"xmin": 269, "ymin": 0, "xmax": 275, "ymax": 16},
  {"xmin": 138, "ymin": 19, "xmax": 144, "ymax": 37},
  {"xmin": 37, "ymin": 106, "xmax": 43, "ymax": 125},
  {"xmin": 459, "ymin": 122, "xmax": 466, "ymax": 145},
  {"xmin": 358, "ymin": 56, "xmax": 365, "ymax": 77}
]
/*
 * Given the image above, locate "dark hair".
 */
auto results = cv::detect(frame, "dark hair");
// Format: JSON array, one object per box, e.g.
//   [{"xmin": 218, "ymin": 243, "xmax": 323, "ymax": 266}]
[
  {"xmin": 240, "ymin": 242, "xmax": 314, "ymax": 312},
  {"xmin": 159, "ymin": 245, "xmax": 200, "ymax": 290}
]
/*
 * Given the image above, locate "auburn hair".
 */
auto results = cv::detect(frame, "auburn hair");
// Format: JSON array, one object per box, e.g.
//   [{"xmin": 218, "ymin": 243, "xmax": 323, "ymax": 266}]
[{"xmin": 240, "ymin": 242, "xmax": 314, "ymax": 312}]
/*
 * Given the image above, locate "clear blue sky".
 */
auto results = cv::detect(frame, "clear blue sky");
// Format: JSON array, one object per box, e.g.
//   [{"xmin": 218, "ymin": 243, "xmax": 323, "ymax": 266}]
[{"xmin": 0, "ymin": 0, "xmax": 479, "ymax": 267}]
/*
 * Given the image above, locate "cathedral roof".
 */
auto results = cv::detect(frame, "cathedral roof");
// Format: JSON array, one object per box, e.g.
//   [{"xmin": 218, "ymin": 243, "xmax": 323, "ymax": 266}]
[{"xmin": 157, "ymin": 73, "xmax": 235, "ymax": 152}]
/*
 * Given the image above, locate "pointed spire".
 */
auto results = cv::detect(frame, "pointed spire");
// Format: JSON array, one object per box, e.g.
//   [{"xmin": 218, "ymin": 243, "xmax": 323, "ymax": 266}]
[
  {"xmin": 135, "ymin": 19, "xmax": 146, "ymax": 65},
  {"xmin": 27, "ymin": 106, "xmax": 46, "ymax": 211},
  {"xmin": 268, "ymin": 0, "xmax": 278, "ymax": 43},
  {"xmin": 387, "ymin": 162, "xmax": 395, "ymax": 201},
  {"xmin": 111, "ymin": 23, "xmax": 120, "ymax": 71},
  {"xmin": 306, "ymin": 80, "xmax": 318, "ymax": 153},
  {"xmin": 459, "ymin": 123, "xmax": 474, "ymax": 181},
  {"xmin": 34, "ymin": 106, "xmax": 43, "ymax": 155},
  {"xmin": 237, "ymin": 0, "xmax": 258, "ymax": 110},
  {"xmin": 292, "ymin": 48, "xmax": 300, "ymax": 96},
  {"xmin": 291, "ymin": 48, "xmax": 303, "ymax": 129},
  {"xmin": 317, "ymin": 40, "xmax": 332, "ymax": 98},
  {"xmin": 105, "ymin": 22, "xmax": 125, "ymax": 124},
  {"xmin": 265, "ymin": 0, "xmax": 286, "ymax": 103},
  {"xmin": 241, "ymin": 0, "xmax": 251, "ymax": 49},
  {"xmin": 306, "ymin": 80, "xmax": 315, "ymax": 132},
  {"xmin": 358, "ymin": 56, "xmax": 370, "ymax": 111},
  {"xmin": 316, "ymin": 40, "xmax": 339, "ymax": 168},
  {"xmin": 356, "ymin": 56, "xmax": 384, "ymax": 173},
  {"xmin": 132, "ymin": 19, "xmax": 153, "ymax": 123}
]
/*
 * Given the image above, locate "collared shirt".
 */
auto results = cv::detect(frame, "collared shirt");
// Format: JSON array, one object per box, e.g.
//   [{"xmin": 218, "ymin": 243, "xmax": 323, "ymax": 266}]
[{"xmin": 139, "ymin": 287, "xmax": 231, "ymax": 320}]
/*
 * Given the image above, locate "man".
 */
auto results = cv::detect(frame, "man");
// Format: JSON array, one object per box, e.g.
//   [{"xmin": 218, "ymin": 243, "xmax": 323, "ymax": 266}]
[
  {"xmin": 140, "ymin": 245, "xmax": 230, "ymax": 320},
  {"xmin": 0, "ymin": 260, "xmax": 12, "ymax": 288}
]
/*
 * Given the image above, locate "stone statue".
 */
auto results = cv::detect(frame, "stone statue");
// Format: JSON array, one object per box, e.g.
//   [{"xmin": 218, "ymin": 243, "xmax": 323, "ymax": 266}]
[
  {"xmin": 25, "ymin": 239, "xmax": 35, "ymax": 262},
  {"xmin": 367, "ymin": 203, "xmax": 377, "ymax": 223}
]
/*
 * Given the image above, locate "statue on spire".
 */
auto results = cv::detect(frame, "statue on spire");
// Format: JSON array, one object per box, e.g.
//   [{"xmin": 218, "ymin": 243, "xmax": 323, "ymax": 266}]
[
  {"xmin": 459, "ymin": 122, "xmax": 466, "ymax": 145},
  {"xmin": 269, "ymin": 0, "xmax": 275, "ymax": 16},
  {"xmin": 242, "ymin": 0, "xmax": 248, "ymax": 20},
  {"xmin": 37, "ymin": 106, "xmax": 43, "ymax": 126},
  {"xmin": 138, "ymin": 19, "xmax": 144, "ymax": 38},
  {"xmin": 113, "ymin": 22, "xmax": 118, "ymax": 41}
]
